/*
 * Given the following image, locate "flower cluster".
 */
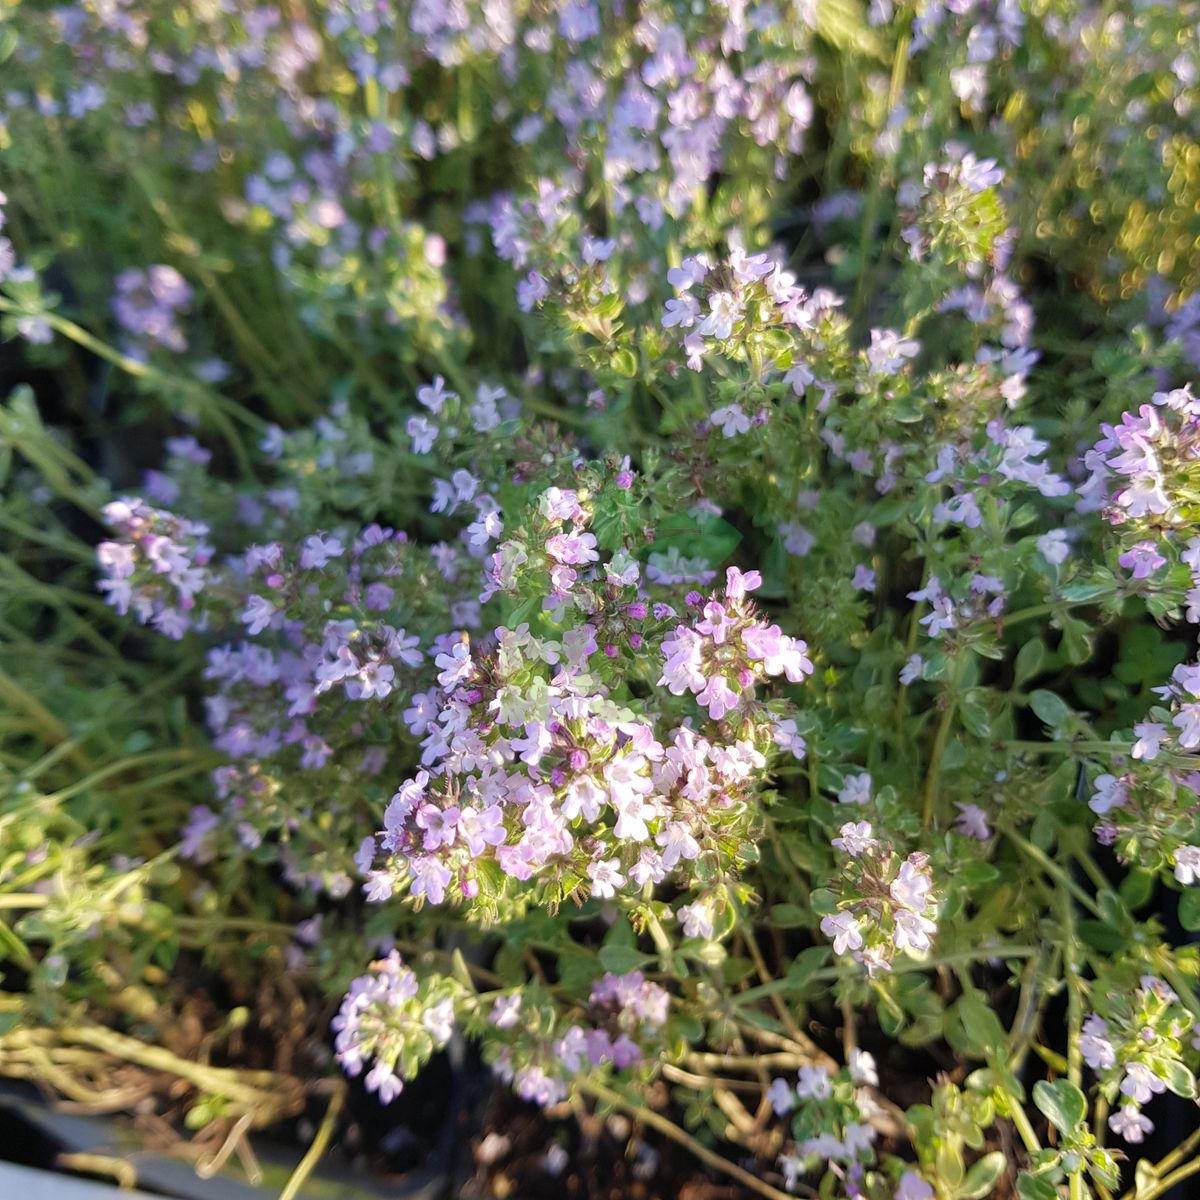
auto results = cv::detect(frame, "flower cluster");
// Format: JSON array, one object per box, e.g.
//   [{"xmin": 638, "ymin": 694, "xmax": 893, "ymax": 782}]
[
  {"xmin": 772, "ymin": 1058, "xmax": 880, "ymax": 1189},
  {"xmin": 1083, "ymin": 387, "xmax": 1200, "ymax": 530},
  {"xmin": 820, "ymin": 823, "xmax": 940, "ymax": 976},
  {"xmin": 1084, "ymin": 661, "xmax": 1200, "ymax": 878},
  {"xmin": 111, "ymin": 265, "xmax": 193, "ymax": 357},
  {"xmin": 1078, "ymin": 976, "xmax": 1196, "ymax": 1145},
  {"xmin": 661, "ymin": 247, "xmax": 834, "ymax": 375},
  {"xmin": 96, "ymin": 497, "xmax": 214, "ymax": 639},
  {"xmin": 8, "ymin": 0, "xmax": 1200, "ymax": 1194},
  {"xmin": 331, "ymin": 952, "xmax": 464, "ymax": 1103},
  {"xmin": 659, "ymin": 567, "xmax": 813, "ymax": 720},
  {"xmin": 900, "ymin": 153, "xmax": 1009, "ymax": 271},
  {"xmin": 554, "ymin": 970, "xmax": 671, "ymax": 1076}
]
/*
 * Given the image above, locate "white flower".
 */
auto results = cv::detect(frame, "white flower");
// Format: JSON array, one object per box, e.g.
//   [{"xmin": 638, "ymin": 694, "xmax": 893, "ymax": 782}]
[
  {"xmin": 849, "ymin": 1048, "xmax": 878, "ymax": 1086},
  {"xmin": 678, "ymin": 900, "xmax": 714, "ymax": 940},
  {"xmin": 1174, "ymin": 845, "xmax": 1200, "ymax": 885},
  {"xmin": 890, "ymin": 858, "xmax": 932, "ymax": 911}
]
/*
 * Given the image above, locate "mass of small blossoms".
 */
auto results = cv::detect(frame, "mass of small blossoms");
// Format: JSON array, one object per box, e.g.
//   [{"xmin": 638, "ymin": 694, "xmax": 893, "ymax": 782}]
[{"xmin": 3, "ymin": 1, "xmax": 1200, "ymax": 1197}]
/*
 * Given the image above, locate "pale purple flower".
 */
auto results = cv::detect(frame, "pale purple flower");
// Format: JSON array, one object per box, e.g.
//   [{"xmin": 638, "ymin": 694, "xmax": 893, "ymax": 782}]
[
  {"xmin": 832, "ymin": 822, "xmax": 875, "ymax": 857},
  {"xmin": 417, "ymin": 375, "xmax": 454, "ymax": 413},
  {"xmin": 796, "ymin": 1066, "xmax": 831, "ymax": 1099},
  {"xmin": 767, "ymin": 1078, "xmax": 795, "ymax": 1115},
  {"xmin": 662, "ymin": 295, "xmax": 700, "ymax": 328},
  {"xmin": 354, "ymin": 837, "xmax": 376, "ymax": 875},
  {"xmin": 300, "ymin": 533, "xmax": 344, "ymax": 569},
  {"xmin": 851, "ymin": 564, "xmax": 876, "ymax": 592},
  {"xmin": 407, "ymin": 415, "xmax": 438, "ymax": 453},
  {"xmin": 1089, "ymin": 774, "xmax": 1128, "ymax": 815},
  {"xmin": 490, "ymin": 995, "xmax": 521, "ymax": 1029},
  {"xmin": 821, "ymin": 911, "xmax": 863, "ymax": 956},
  {"xmin": 1119, "ymin": 541, "xmax": 1167, "ymax": 580},
  {"xmin": 1120, "ymin": 1062, "xmax": 1165, "ymax": 1104},
  {"xmin": 895, "ymin": 1172, "xmax": 934, "ymax": 1200},
  {"xmin": 780, "ymin": 522, "xmax": 815, "ymax": 557},
  {"xmin": 1174, "ymin": 702, "xmax": 1200, "ymax": 749},
  {"xmin": 410, "ymin": 856, "xmax": 452, "ymax": 905},
  {"xmin": 710, "ymin": 403, "xmax": 752, "ymax": 438},
  {"xmin": 890, "ymin": 858, "xmax": 932, "ymax": 911},
  {"xmin": 587, "ymin": 857, "xmax": 626, "ymax": 899},
  {"xmin": 435, "ymin": 641, "xmax": 474, "ymax": 690},
  {"xmin": 894, "ymin": 907, "xmax": 937, "ymax": 953},
  {"xmin": 837, "ymin": 773, "xmax": 872, "ymax": 806},
  {"xmin": 954, "ymin": 803, "xmax": 991, "ymax": 840},
  {"xmin": 1037, "ymin": 529, "xmax": 1071, "ymax": 565},
  {"xmin": 1132, "ymin": 722, "xmax": 1165, "ymax": 761},
  {"xmin": 1080, "ymin": 1014, "xmax": 1116, "ymax": 1071},
  {"xmin": 866, "ymin": 328, "xmax": 920, "ymax": 374},
  {"xmin": 1109, "ymin": 1105, "xmax": 1153, "ymax": 1144}
]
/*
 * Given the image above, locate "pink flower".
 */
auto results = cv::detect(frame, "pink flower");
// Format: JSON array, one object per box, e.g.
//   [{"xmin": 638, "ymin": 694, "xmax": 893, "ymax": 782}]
[
  {"xmin": 697, "ymin": 674, "xmax": 740, "ymax": 719},
  {"xmin": 724, "ymin": 566, "xmax": 762, "ymax": 599},
  {"xmin": 546, "ymin": 531, "xmax": 599, "ymax": 565}
]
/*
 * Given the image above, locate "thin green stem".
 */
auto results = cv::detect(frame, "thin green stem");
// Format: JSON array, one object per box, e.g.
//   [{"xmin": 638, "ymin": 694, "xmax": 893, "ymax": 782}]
[
  {"xmin": 922, "ymin": 656, "xmax": 964, "ymax": 830},
  {"xmin": 279, "ymin": 1085, "xmax": 345, "ymax": 1200},
  {"xmin": 576, "ymin": 1079, "xmax": 796, "ymax": 1200},
  {"xmin": 1004, "ymin": 828, "xmax": 1102, "ymax": 918}
]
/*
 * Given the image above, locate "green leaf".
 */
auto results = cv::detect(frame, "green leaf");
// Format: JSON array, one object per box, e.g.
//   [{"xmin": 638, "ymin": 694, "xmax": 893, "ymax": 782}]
[
  {"xmin": 1060, "ymin": 616, "xmax": 1093, "ymax": 666},
  {"xmin": 608, "ymin": 347, "xmax": 638, "ymax": 378},
  {"xmin": 1013, "ymin": 639, "xmax": 1046, "ymax": 687},
  {"xmin": 597, "ymin": 943, "xmax": 653, "ymax": 974},
  {"xmin": 936, "ymin": 1141, "xmax": 965, "ymax": 1190},
  {"xmin": 956, "ymin": 995, "xmax": 1007, "ymax": 1059},
  {"xmin": 646, "ymin": 510, "xmax": 743, "ymax": 568},
  {"xmin": 958, "ymin": 1152, "xmax": 1007, "ymax": 1200},
  {"xmin": 1078, "ymin": 919, "xmax": 1127, "ymax": 953},
  {"xmin": 1033, "ymin": 1079, "xmax": 1087, "ymax": 1133},
  {"xmin": 769, "ymin": 903, "xmax": 810, "ymax": 928},
  {"xmin": 1016, "ymin": 1173, "xmax": 1059, "ymax": 1200},
  {"xmin": 1179, "ymin": 889, "xmax": 1200, "ymax": 932},
  {"xmin": 1060, "ymin": 579, "xmax": 1114, "ymax": 603},
  {"xmin": 958, "ymin": 862, "xmax": 1000, "ymax": 887},
  {"xmin": 787, "ymin": 946, "xmax": 830, "ymax": 986},
  {"xmin": 1159, "ymin": 1058, "xmax": 1196, "ymax": 1100},
  {"xmin": 1119, "ymin": 869, "xmax": 1156, "ymax": 910},
  {"xmin": 809, "ymin": 888, "xmax": 838, "ymax": 916},
  {"xmin": 1029, "ymin": 689, "xmax": 1071, "ymax": 728},
  {"xmin": 959, "ymin": 691, "xmax": 991, "ymax": 738}
]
